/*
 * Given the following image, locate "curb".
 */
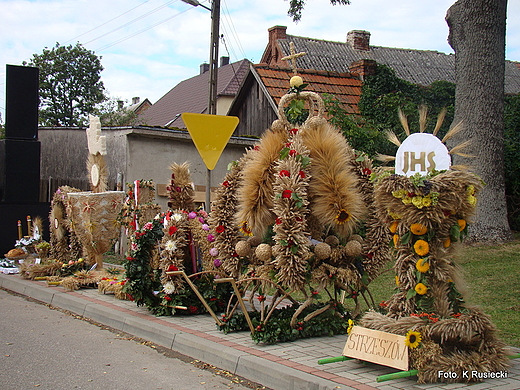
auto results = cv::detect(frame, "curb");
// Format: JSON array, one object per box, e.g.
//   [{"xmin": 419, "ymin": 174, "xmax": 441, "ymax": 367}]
[{"xmin": 0, "ymin": 274, "xmax": 349, "ymax": 390}]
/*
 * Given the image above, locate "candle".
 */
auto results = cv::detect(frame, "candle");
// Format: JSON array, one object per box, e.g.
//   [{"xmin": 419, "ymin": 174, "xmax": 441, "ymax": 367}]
[
  {"xmin": 17, "ymin": 220, "xmax": 22, "ymax": 239},
  {"xmin": 26, "ymin": 215, "xmax": 32, "ymax": 236}
]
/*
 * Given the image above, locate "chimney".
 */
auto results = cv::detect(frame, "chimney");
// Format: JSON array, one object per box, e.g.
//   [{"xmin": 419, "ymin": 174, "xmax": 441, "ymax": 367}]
[
  {"xmin": 220, "ymin": 56, "xmax": 230, "ymax": 67},
  {"xmin": 349, "ymin": 59, "xmax": 377, "ymax": 80},
  {"xmin": 117, "ymin": 100, "xmax": 124, "ymax": 110},
  {"xmin": 132, "ymin": 97, "xmax": 140, "ymax": 105},
  {"xmin": 347, "ymin": 30, "xmax": 371, "ymax": 51},
  {"xmin": 200, "ymin": 63, "xmax": 210, "ymax": 74},
  {"xmin": 268, "ymin": 25, "xmax": 287, "ymax": 44}
]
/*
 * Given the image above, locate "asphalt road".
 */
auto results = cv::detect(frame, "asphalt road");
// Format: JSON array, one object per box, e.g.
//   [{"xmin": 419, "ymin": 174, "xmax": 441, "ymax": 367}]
[{"xmin": 0, "ymin": 288, "xmax": 266, "ymax": 390}]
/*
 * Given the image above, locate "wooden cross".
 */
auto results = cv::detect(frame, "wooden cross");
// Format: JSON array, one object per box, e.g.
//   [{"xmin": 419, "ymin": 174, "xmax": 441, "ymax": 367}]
[{"xmin": 281, "ymin": 42, "xmax": 306, "ymax": 75}]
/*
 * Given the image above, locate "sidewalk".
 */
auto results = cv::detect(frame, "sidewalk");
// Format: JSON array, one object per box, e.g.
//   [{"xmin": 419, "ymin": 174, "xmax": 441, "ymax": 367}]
[{"xmin": 1, "ymin": 272, "xmax": 519, "ymax": 390}]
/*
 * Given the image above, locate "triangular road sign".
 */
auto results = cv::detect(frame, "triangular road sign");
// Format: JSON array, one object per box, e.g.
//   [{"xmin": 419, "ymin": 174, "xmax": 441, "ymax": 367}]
[{"xmin": 182, "ymin": 113, "xmax": 239, "ymax": 170}]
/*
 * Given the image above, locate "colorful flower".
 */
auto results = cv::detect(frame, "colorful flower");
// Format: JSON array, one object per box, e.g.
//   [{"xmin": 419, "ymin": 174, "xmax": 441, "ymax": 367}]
[
  {"xmin": 416, "ymin": 258, "xmax": 430, "ymax": 273},
  {"xmin": 207, "ymin": 234, "xmax": 215, "ymax": 242},
  {"xmin": 415, "ymin": 283, "xmax": 428, "ymax": 295},
  {"xmin": 239, "ymin": 221, "xmax": 253, "ymax": 236},
  {"xmin": 347, "ymin": 319, "xmax": 354, "ymax": 335},
  {"xmin": 289, "ymin": 127, "xmax": 299, "ymax": 134},
  {"xmin": 335, "ymin": 209, "xmax": 351, "ymax": 224},
  {"xmin": 166, "ymin": 264, "xmax": 178, "ymax": 272},
  {"xmin": 165, "ymin": 240, "xmax": 177, "ymax": 252},
  {"xmin": 282, "ymin": 190, "xmax": 293, "ymax": 198},
  {"xmin": 404, "ymin": 330, "xmax": 422, "ymax": 349},
  {"xmin": 410, "ymin": 223, "xmax": 428, "ymax": 236},
  {"xmin": 143, "ymin": 222, "xmax": 153, "ymax": 230},
  {"xmin": 275, "ymin": 217, "xmax": 282, "ymax": 225},
  {"xmin": 279, "ymin": 170, "xmax": 290, "ymax": 177},
  {"xmin": 209, "ymin": 248, "xmax": 219, "ymax": 257},
  {"xmin": 298, "ymin": 170, "xmax": 306, "ymax": 178},
  {"xmin": 213, "ymin": 258, "xmax": 222, "ymax": 267},
  {"xmin": 457, "ymin": 219, "xmax": 467, "ymax": 231},
  {"xmin": 188, "ymin": 211, "xmax": 197, "ymax": 219},
  {"xmin": 389, "ymin": 220, "xmax": 399, "ymax": 234},
  {"xmin": 393, "ymin": 234, "xmax": 399, "ymax": 247},
  {"xmin": 289, "ymin": 149, "xmax": 297, "ymax": 156},
  {"xmin": 216, "ymin": 225, "xmax": 225, "ymax": 233},
  {"xmin": 467, "ymin": 195, "xmax": 477, "ymax": 206},
  {"xmin": 443, "ymin": 238, "xmax": 451, "ymax": 248},
  {"xmin": 413, "ymin": 240, "xmax": 429, "ymax": 256},
  {"xmin": 168, "ymin": 225, "xmax": 178, "ymax": 236},
  {"xmin": 395, "ymin": 275, "xmax": 400, "ymax": 286},
  {"xmin": 222, "ymin": 180, "xmax": 230, "ymax": 187},
  {"xmin": 163, "ymin": 281, "xmax": 176, "ymax": 294},
  {"xmin": 412, "ymin": 196, "xmax": 424, "ymax": 209},
  {"xmin": 201, "ymin": 224, "xmax": 210, "ymax": 231}
]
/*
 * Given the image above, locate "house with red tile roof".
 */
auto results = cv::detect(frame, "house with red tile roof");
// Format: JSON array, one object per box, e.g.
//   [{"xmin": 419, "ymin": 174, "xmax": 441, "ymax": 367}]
[
  {"xmin": 261, "ymin": 25, "xmax": 520, "ymax": 94},
  {"xmin": 228, "ymin": 64, "xmax": 362, "ymax": 137},
  {"xmin": 139, "ymin": 57, "xmax": 250, "ymax": 129}
]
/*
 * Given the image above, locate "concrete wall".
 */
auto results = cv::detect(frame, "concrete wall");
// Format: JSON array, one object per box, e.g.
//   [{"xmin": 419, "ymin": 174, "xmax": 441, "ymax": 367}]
[{"xmin": 39, "ymin": 126, "xmax": 255, "ymax": 210}]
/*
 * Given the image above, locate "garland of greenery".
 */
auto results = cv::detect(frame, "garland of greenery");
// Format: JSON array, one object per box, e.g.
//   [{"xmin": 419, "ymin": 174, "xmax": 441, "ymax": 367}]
[
  {"xmin": 122, "ymin": 214, "xmax": 232, "ymax": 315},
  {"xmin": 219, "ymin": 301, "xmax": 350, "ymax": 344}
]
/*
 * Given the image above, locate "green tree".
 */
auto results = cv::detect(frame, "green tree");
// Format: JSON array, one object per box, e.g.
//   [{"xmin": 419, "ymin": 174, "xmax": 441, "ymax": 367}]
[
  {"xmin": 287, "ymin": 0, "xmax": 350, "ymax": 22},
  {"xmin": 25, "ymin": 42, "xmax": 106, "ymax": 126},
  {"xmin": 94, "ymin": 97, "xmax": 144, "ymax": 127}
]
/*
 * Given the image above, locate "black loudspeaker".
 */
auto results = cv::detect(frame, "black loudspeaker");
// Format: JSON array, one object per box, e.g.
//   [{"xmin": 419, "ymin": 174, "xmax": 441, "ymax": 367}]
[
  {"xmin": 5, "ymin": 64, "xmax": 39, "ymax": 140},
  {"xmin": 0, "ymin": 139, "xmax": 41, "ymax": 203}
]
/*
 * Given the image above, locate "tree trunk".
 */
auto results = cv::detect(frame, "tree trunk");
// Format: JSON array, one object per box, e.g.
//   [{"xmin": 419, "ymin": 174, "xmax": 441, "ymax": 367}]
[{"xmin": 446, "ymin": 0, "xmax": 512, "ymax": 243}]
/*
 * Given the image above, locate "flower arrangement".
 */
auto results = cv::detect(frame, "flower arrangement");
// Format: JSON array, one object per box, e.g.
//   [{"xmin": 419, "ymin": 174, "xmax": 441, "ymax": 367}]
[{"xmin": 360, "ymin": 108, "xmax": 509, "ymax": 383}]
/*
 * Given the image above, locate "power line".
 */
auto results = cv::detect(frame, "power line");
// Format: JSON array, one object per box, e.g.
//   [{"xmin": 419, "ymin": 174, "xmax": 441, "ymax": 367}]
[
  {"xmin": 84, "ymin": 0, "xmax": 179, "ymax": 46},
  {"xmin": 94, "ymin": 7, "xmax": 191, "ymax": 52},
  {"xmin": 221, "ymin": 0, "xmax": 247, "ymax": 59},
  {"xmin": 63, "ymin": 1, "xmax": 151, "ymax": 45}
]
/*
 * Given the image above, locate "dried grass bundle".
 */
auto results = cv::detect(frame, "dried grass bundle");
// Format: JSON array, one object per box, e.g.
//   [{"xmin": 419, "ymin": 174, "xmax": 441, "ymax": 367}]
[
  {"xmin": 67, "ymin": 191, "xmax": 124, "ymax": 267},
  {"xmin": 236, "ymin": 127, "xmax": 287, "ymax": 238},
  {"xmin": 302, "ymin": 120, "xmax": 366, "ymax": 239},
  {"xmin": 271, "ymin": 132, "xmax": 311, "ymax": 290},
  {"xmin": 208, "ymin": 157, "xmax": 248, "ymax": 278},
  {"xmin": 159, "ymin": 212, "xmax": 189, "ymax": 291},
  {"xmin": 87, "ymin": 153, "xmax": 108, "ymax": 193},
  {"xmin": 168, "ymin": 162, "xmax": 195, "ymax": 211}
]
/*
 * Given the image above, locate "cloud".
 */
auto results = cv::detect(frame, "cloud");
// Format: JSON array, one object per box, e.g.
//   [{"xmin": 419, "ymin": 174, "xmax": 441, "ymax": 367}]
[{"xmin": 1, "ymin": 0, "xmax": 518, "ymax": 118}]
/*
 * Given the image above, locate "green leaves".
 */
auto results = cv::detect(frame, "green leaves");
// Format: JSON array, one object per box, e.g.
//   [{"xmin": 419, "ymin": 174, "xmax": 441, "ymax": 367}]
[{"xmin": 26, "ymin": 42, "xmax": 106, "ymax": 126}]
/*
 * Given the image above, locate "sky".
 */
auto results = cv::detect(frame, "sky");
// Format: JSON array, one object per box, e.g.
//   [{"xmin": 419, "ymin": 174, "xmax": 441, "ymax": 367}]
[{"xmin": 1, "ymin": 0, "xmax": 519, "ymax": 121}]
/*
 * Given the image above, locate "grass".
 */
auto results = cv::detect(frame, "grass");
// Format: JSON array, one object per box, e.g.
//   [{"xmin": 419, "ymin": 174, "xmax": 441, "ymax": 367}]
[{"xmin": 360, "ymin": 234, "xmax": 520, "ymax": 348}]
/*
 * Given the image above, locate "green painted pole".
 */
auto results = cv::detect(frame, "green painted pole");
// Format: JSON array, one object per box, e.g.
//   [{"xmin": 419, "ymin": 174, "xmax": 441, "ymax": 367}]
[
  {"xmin": 318, "ymin": 356, "xmax": 353, "ymax": 364},
  {"xmin": 377, "ymin": 369, "xmax": 418, "ymax": 382}
]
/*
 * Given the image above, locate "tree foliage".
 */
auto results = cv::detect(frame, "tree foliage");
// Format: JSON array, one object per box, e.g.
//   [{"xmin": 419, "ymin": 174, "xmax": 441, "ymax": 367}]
[
  {"xmin": 324, "ymin": 63, "xmax": 455, "ymax": 158},
  {"xmin": 94, "ymin": 98, "xmax": 144, "ymax": 127},
  {"xmin": 286, "ymin": 0, "xmax": 350, "ymax": 22},
  {"xmin": 25, "ymin": 42, "xmax": 106, "ymax": 127}
]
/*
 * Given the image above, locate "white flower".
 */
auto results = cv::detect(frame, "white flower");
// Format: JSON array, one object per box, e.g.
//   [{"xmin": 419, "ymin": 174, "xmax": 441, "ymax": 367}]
[
  {"xmin": 165, "ymin": 240, "xmax": 177, "ymax": 252},
  {"xmin": 172, "ymin": 213, "xmax": 183, "ymax": 222},
  {"xmin": 163, "ymin": 282, "xmax": 176, "ymax": 295}
]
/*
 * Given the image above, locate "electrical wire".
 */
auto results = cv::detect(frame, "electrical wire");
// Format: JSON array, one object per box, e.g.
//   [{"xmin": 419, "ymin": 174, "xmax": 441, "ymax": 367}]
[
  {"xmin": 221, "ymin": 0, "xmax": 247, "ymax": 59},
  {"xmin": 84, "ymin": 0, "xmax": 179, "ymax": 46},
  {"xmin": 63, "ymin": 1, "xmax": 151, "ymax": 45},
  {"xmin": 94, "ymin": 7, "xmax": 191, "ymax": 52}
]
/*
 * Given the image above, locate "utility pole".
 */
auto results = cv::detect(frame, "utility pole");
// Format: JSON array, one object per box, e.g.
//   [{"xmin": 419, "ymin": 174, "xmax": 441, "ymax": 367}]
[{"xmin": 182, "ymin": 0, "xmax": 220, "ymax": 212}]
